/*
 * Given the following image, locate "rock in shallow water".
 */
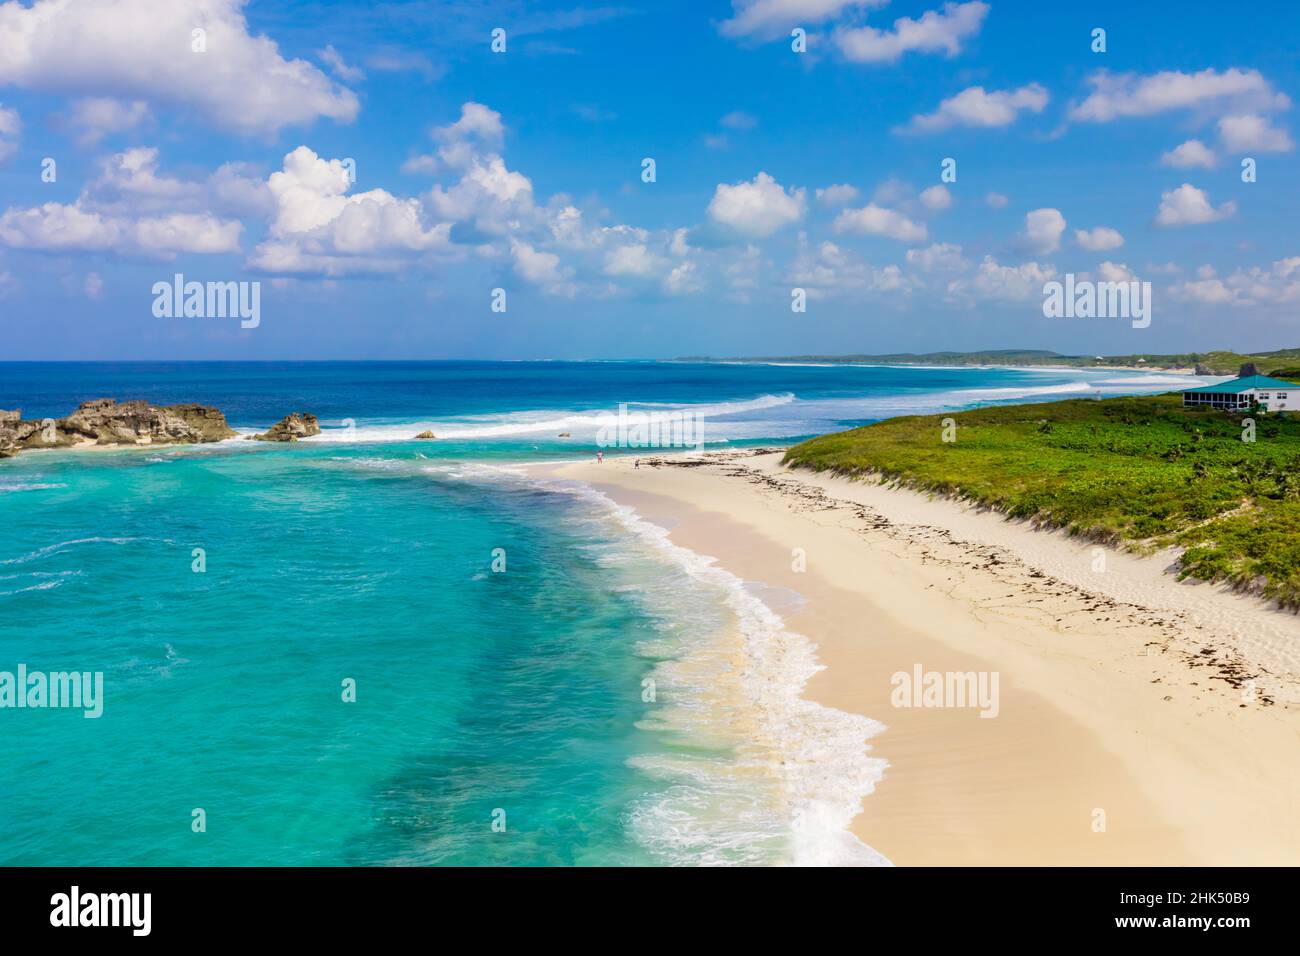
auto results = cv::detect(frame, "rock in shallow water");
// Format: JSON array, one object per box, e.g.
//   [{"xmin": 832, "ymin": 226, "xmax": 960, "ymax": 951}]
[
  {"xmin": 0, "ymin": 409, "xmax": 34, "ymax": 458},
  {"xmin": 0, "ymin": 400, "xmax": 237, "ymax": 458},
  {"xmin": 253, "ymin": 412, "xmax": 321, "ymax": 442}
]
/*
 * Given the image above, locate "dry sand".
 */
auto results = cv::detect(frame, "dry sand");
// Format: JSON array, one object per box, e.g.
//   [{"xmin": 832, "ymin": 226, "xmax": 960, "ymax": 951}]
[{"xmin": 532, "ymin": 449, "xmax": 1300, "ymax": 866}]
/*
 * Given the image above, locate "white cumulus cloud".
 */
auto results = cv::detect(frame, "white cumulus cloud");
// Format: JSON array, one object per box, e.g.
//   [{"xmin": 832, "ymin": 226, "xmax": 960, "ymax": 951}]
[
  {"xmin": 1021, "ymin": 208, "xmax": 1066, "ymax": 254},
  {"xmin": 1217, "ymin": 114, "xmax": 1294, "ymax": 153},
  {"xmin": 64, "ymin": 98, "xmax": 150, "ymax": 145},
  {"xmin": 833, "ymin": 203, "xmax": 927, "ymax": 242},
  {"xmin": 510, "ymin": 239, "xmax": 572, "ymax": 295},
  {"xmin": 707, "ymin": 172, "xmax": 806, "ymax": 238},
  {"xmin": 903, "ymin": 83, "xmax": 1048, "ymax": 132},
  {"xmin": 948, "ymin": 255, "xmax": 1056, "ymax": 302},
  {"xmin": 919, "ymin": 185, "xmax": 952, "ymax": 211},
  {"xmin": 0, "ymin": 102, "xmax": 18, "ymax": 161},
  {"xmin": 0, "ymin": 0, "xmax": 359, "ymax": 135},
  {"xmin": 1096, "ymin": 261, "xmax": 1137, "ymax": 283},
  {"xmin": 0, "ymin": 146, "xmax": 243, "ymax": 256},
  {"xmin": 719, "ymin": 0, "xmax": 885, "ymax": 41},
  {"xmin": 603, "ymin": 242, "xmax": 667, "ymax": 278},
  {"xmin": 787, "ymin": 234, "xmax": 910, "ymax": 298},
  {"xmin": 249, "ymin": 146, "xmax": 451, "ymax": 275},
  {"xmin": 1169, "ymin": 257, "xmax": 1300, "ymax": 306},
  {"xmin": 836, "ymin": 1, "xmax": 989, "ymax": 64},
  {"xmin": 906, "ymin": 242, "xmax": 967, "ymax": 272},
  {"xmin": 1075, "ymin": 226, "xmax": 1124, "ymax": 251},
  {"xmin": 815, "ymin": 183, "xmax": 860, "ymax": 206},
  {"xmin": 1069, "ymin": 68, "xmax": 1289, "ymax": 123},
  {"xmin": 1161, "ymin": 139, "xmax": 1217, "ymax": 169},
  {"xmin": 1155, "ymin": 183, "xmax": 1236, "ymax": 227}
]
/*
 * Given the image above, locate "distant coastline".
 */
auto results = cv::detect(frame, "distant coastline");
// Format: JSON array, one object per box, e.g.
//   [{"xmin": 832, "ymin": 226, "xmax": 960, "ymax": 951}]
[{"xmin": 674, "ymin": 346, "xmax": 1300, "ymax": 377}]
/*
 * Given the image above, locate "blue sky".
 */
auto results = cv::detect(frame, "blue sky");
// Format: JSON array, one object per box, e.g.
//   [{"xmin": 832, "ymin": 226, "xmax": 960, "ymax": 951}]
[{"xmin": 1, "ymin": 0, "xmax": 1298, "ymax": 359}]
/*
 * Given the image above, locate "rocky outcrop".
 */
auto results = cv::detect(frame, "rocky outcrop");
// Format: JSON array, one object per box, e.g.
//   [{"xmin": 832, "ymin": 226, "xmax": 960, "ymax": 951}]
[
  {"xmin": 0, "ymin": 400, "xmax": 237, "ymax": 459},
  {"xmin": 1194, "ymin": 363, "xmax": 1215, "ymax": 376},
  {"xmin": 253, "ymin": 412, "xmax": 321, "ymax": 442},
  {"xmin": 0, "ymin": 410, "xmax": 38, "ymax": 458},
  {"xmin": 59, "ymin": 399, "xmax": 238, "ymax": 445},
  {"xmin": 414, "ymin": 430, "xmax": 436, "ymax": 440},
  {"xmin": 166, "ymin": 403, "xmax": 242, "ymax": 442}
]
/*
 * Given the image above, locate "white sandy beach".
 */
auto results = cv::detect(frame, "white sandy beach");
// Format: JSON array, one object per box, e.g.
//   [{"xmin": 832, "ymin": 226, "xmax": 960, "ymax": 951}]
[{"xmin": 532, "ymin": 449, "xmax": 1300, "ymax": 866}]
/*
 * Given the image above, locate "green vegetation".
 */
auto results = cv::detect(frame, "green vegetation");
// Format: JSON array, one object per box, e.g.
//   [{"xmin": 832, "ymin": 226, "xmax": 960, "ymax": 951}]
[
  {"xmin": 678, "ymin": 346, "xmax": 1300, "ymax": 375},
  {"xmin": 784, "ymin": 393, "xmax": 1300, "ymax": 608}
]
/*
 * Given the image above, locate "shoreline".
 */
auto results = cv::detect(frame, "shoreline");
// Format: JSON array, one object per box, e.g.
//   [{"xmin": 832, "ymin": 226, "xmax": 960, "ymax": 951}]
[
  {"xmin": 675, "ymin": 361, "xmax": 1202, "ymax": 374},
  {"xmin": 555, "ymin": 478, "xmax": 892, "ymax": 865},
  {"xmin": 533, "ymin": 449, "xmax": 1300, "ymax": 865}
]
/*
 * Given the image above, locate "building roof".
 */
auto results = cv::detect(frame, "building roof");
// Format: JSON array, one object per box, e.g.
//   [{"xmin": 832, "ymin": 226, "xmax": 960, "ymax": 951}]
[{"xmin": 1183, "ymin": 375, "xmax": 1299, "ymax": 395}]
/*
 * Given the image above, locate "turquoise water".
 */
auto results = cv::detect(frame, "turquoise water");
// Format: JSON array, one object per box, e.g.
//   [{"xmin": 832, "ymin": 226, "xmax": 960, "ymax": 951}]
[{"xmin": 0, "ymin": 362, "xmax": 1203, "ymax": 865}]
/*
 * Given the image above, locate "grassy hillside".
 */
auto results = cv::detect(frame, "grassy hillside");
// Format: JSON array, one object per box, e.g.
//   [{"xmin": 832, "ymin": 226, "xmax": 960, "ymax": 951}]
[{"xmin": 784, "ymin": 393, "xmax": 1300, "ymax": 608}]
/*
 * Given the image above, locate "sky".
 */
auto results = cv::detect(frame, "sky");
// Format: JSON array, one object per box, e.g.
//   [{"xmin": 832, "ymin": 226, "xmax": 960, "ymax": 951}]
[{"xmin": 0, "ymin": 0, "xmax": 1298, "ymax": 360}]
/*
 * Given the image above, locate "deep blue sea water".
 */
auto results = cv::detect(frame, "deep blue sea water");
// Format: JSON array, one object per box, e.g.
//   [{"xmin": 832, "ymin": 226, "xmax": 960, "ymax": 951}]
[{"xmin": 0, "ymin": 361, "xmax": 1203, "ymax": 865}]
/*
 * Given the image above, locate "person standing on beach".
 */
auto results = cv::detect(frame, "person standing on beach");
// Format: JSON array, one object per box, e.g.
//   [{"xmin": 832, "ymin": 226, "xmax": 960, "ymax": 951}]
[{"xmin": 597, "ymin": 450, "xmax": 603, "ymax": 464}]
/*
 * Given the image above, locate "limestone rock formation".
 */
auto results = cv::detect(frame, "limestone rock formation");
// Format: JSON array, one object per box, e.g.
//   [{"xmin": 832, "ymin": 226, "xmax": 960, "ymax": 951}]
[
  {"xmin": 59, "ymin": 399, "xmax": 237, "ymax": 446},
  {"xmin": 0, "ymin": 400, "xmax": 237, "ymax": 459},
  {"xmin": 253, "ymin": 412, "xmax": 321, "ymax": 442},
  {"xmin": 0, "ymin": 410, "xmax": 37, "ymax": 458},
  {"xmin": 414, "ymin": 430, "xmax": 436, "ymax": 439}
]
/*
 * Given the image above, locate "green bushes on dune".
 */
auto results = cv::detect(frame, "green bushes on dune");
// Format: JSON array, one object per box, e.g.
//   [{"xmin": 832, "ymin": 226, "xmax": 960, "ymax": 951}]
[{"xmin": 783, "ymin": 393, "xmax": 1300, "ymax": 607}]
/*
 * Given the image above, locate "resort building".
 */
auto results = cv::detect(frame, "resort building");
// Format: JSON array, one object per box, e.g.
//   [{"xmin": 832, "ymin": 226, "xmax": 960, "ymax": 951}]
[{"xmin": 1182, "ymin": 375, "xmax": 1297, "ymax": 412}]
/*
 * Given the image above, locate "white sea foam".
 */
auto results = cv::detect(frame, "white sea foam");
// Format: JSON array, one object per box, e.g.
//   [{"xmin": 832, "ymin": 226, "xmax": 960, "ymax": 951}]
[
  {"xmin": 0, "ymin": 579, "xmax": 65, "ymax": 596},
  {"xmin": 0, "ymin": 481, "xmax": 67, "ymax": 493},
  {"xmin": 948, "ymin": 380, "xmax": 1094, "ymax": 399},
  {"xmin": 264, "ymin": 372, "xmax": 1194, "ymax": 448},
  {"xmin": 0, "ymin": 568, "xmax": 81, "ymax": 597},
  {"xmin": 936, "ymin": 377, "xmax": 1203, "ymax": 400},
  {"xmin": 550, "ymin": 479, "xmax": 891, "ymax": 867},
  {"xmin": 331, "ymin": 456, "xmax": 528, "ymax": 484},
  {"xmin": 1094, "ymin": 374, "xmax": 1224, "ymax": 387},
  {"xmin": 0, "ymin": 536, "xmax": 137, "ymax": 566},
  {"xmin": 292, "ymin": 393, "xmax": 796, "ymax": 444},
  {"xmin": 755, "ymin": 362, "xmax": 841, "ymax": 368}
]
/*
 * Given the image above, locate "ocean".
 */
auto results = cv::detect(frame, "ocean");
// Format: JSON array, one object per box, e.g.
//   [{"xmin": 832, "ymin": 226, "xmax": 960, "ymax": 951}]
[{"xmin": 0, "ymin": 361, "xmax": 1205, "ymax": 865}]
